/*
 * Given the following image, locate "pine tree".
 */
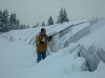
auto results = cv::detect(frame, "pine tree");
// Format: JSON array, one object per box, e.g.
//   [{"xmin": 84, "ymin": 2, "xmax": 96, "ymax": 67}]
[
  {"xmin": 13, "ymin": 13, "xmax": 17, "ymax": 24},
  {"xmin": 36, "ymin": 23, "xmax": 39, "ymax": 27},
  {"xmin": 0, "ymin": 11, "xmax": 2, "ymax": 22},
  {"xmin": 0, "ymin": 10, "xmax": 21, "ymax": 31},
  {"xmin": 42, "ymin": 21, "xmax": 45, "ymax": 26},
  {"xmin": 0, "ymin": 11, "xmax": 3, "ymax": 32},
  {"xmin": 9, "ymin": 13, "xmax": 20, "ymax": 30},
  {"xmin": 33, "ymin": 23, "xmax": 40, "ymax": 28},
  {"xmin": 9, "ymin": 13, "xmax": 14, "ymax": 30},
  {"xmin": 2, "ymin": 9, "xmax": 9, "ymax": 32},
  {"xmin": 56, "ymin": 8, "xmax": 69, "ymax": 24},
  {"xmin": 20, "ymin": 24, "xmax": 26, "ymax": 29},
  {"xmin": 16, "ymin": 18, "xmax": 20, "ymax": 25},
  {"xmin": 63, "ymin": 8, "xmax": 69, "ymax": 22},
  {"xmin": 48, "ymin": 16, "xmax": 54, "ymax": 26},
  {"xmin": 2, "ymin": 9, "xmax": 9, "ymax": 24},
  {"xmin": 9, "ymin": 13, "xmax": 14, "ymax": 24},
  {"xmin": 15, "ymin": 18, "xmax": 20, "ymax": 30},
  {"xmin": 56, "ymin": 7, "xmax": 64, "ymax": 24},
  {"xmin": 26, "ymin": 25, "xmax": 29, "ymax": 28},
  {"xmin": 9, "ymin": 13, "xmax": 17, "ymax": 24}
]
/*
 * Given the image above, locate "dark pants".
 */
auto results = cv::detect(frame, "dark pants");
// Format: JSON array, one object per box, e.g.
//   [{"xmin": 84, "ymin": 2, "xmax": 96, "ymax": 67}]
[{"xmin": 37, "ymin": 51, "xmax": 46, "ymax": 63}]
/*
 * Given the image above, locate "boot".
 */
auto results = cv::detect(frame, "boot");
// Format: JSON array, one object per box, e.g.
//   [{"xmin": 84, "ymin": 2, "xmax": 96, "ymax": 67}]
[{"xmin": 37, "ymin": 60, "xmax": 40, "ymax": 63}]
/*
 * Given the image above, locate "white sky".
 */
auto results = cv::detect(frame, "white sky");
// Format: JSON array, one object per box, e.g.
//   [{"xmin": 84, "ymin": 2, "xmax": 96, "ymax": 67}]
[{"xmin": 0, "ymin": 0, "xmax": 105, "ymax": 27}]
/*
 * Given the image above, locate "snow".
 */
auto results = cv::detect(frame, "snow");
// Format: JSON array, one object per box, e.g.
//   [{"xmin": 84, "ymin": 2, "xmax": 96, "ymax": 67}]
[
  {"xmin": 1, "ymin": 37, "xmax": 105, "ymax": 78},
  {"xmin": 91, "ymin": 19, "xmax": 105, "ymax": 32},
  {"xmin": 54, "ymin": 22, "xmax": 90, "ymax": 51},
  {"xmin": 50, "ymin": 20, "xmax": 87, "ymax": 32},
  {"xmin": 92, "ymin": 61, "xmax": 105, "ymax": 78},
  {"xmin": 0, "ymin": 19, "xmax": 105, "ymax": 78},
  {"xmin": 0, "ymin": 38, "xmax": 37, "ymax": 78},
  {"xmin": 64, "ymin": 48, "xmax": 88, "ymax": 74},
  {"xmin": 80, "ymin": 24, "xmax": 105, "ymax": 50}
]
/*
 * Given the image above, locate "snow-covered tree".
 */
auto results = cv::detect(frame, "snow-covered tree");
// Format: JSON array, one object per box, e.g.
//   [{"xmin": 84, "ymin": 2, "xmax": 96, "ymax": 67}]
[
  {"xmin": 20, "ymin": 24, "xmax": 26, "ymax": 29},
  {"xmin": 63, "ymin": 8, "xmax": 69, "ymax": 22},
  {"xmin": 2, "ymin": 9, "xmax": 9, "ymax": 24},
  {"xmin": 26, "ymin": 25, "xmax": 30, "ymax": 28},
  {"xmin": 33, "ymin": 23, "xmax": 40, "ymax": 28},
  {"xmin": 42, "ymin": 21, "xmax": 45, "ymax": 26},
  {"xmin": 0, "ymin": 11, "xmax": 2, "ymax": 22},
  {"xmin": 0, "ymin": 10, "xmax": 3, "ymax": 32},
  {"xmin": 9, "ymin": 13, "xmax": 14, "ymax": 24},
  {"xmin": 56, "ymin": 8, "xmax": 69, "ymax": 24},
  {"xmin": 1, "ymin": 9, "xmax": 9, "ymax": 32},
  {"xmin": 56, "ymin": 8, "xmax": 64, "ymax": 24},
  {"xmin": 0, "ymin": 9, "xmax": 25, "ymax": 31},
  {"xmin": 9, "ymin": 13, "xmax": 17, "ymax": 24},
  {"xmin": 16, "ymin": 18, "xmax": 20, "ymax": 25},
  {"xmin": 9, "ymin": 13, "xmax": 21, "ymax": 30},
  {"xmin": 13, "ymin": 13, "xmax": 17, "ymax": 24},
  {"xmin": 36, "ymin": 23, "xmax": 39, "ymax": 27},
  {"xmin": 48, "ymin": 16, "xmax": 54, "ymax": 26}
]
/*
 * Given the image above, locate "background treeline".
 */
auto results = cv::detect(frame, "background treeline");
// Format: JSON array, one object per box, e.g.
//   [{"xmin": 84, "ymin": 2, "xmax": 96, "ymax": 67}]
[
  {"xmin": 33, "ymin": 7, "xmax": 69, "ymax": 28},
  {"xmin": 0, "ymin": 7, "xmax": 69, "ymax": 31},
  {"xmin": 0, "ymin": 9, "xmax": 29, "ymax": 32}
]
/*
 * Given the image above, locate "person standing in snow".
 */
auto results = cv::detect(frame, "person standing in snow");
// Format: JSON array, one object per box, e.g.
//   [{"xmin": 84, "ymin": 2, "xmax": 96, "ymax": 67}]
[{"xmin": 36, "ymin": 28, "xmax": 52, "ymax": 63}]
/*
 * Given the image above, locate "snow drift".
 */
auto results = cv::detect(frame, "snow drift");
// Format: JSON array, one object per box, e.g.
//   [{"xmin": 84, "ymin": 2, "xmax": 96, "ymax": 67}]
[{"xmin": 0, "ymin": 19, "xmax": 105, "ymax": 78}]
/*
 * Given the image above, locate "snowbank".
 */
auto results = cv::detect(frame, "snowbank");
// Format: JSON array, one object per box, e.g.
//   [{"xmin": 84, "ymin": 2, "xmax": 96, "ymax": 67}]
[{"xmin": 1, "ymin": 19, "xmax": 105, "ymax": 78}]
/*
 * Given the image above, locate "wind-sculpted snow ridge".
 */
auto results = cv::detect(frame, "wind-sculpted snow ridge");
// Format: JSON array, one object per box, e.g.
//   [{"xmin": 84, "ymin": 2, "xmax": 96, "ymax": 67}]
[{"xmin": 79, "ymin": 24, "xmax": 105, "ymax": 71}]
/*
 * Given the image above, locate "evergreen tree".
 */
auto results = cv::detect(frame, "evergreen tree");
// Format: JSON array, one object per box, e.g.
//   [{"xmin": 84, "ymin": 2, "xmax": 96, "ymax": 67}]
[
  {"xmin": 63, "ymin": 8, "xmax": 69, "ymax": 22},
  {"xmin": 9, "ymin": 13, "xmax": 21, "ymax": 30},
  {"xmin": 0, "ymin": 10, "xmax": 2, "ymax": 22},
  {"xmin": 2, "ymin": 9, "xmax": 9, "ymax": 32},
  {"xmin": 0, "ymin": 10, "xmax": 22, "ymax": 31},
  {"xmin": 26, "ymin": 25, "xmax": 30, "ymax": 28},
  {"xmin": 36, "ymin": 23, "xmax": 39, "ymax": 27},
  {"xmin": 9, "ymin": 13, "xmax": 15, "ymax": 30},
  {"xmin": 56, "ymin": 8, "xmax": 69, "ymax": 24},
  {"xmin": 20, "ymin": 24, "xmax": 26, "ymax": 29},
  {"xmin": 42, "ymin": 21, "xmax": 45, "ymax": 26},
  {"xmin": 33, "ymin": 23, "xmax": 40, "ymax": 28},
  {"xmin": 0, "ymin": 11, "xmax": 3, "ymax": 32},
  {"xmin": 48, "ymin": 16, "xmax": 54, "ymax": 26},
  {"xmin": 9, "ymin": 13, "xmax": 14, "ymax": 24},
  {"xmin": 13, "ymin": 13, "xmax": 17, "ymax": 24},
  {"xmin": 15, "ymin": 18, "xmax": 20, "ymax": 30},
  {"xmin": 16, "ymin": 18, "xmax": 20, "ymax": 25},
  {"xmin": 9, "ymin": 13, "xmax": 17, "ymax": 24},
  {"xmin": 2, "ymin": 9, "xmax": 9, "ymax": 24},
  {"xmin": 56, "ymin": 7, "xmax": 64, "ymax": 24}
]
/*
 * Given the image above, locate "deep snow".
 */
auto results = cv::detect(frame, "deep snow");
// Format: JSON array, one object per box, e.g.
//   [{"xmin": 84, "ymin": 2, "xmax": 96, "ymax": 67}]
[{"xmin": 0, "ymin": 19, "xmax": 105, "ymax": 78}]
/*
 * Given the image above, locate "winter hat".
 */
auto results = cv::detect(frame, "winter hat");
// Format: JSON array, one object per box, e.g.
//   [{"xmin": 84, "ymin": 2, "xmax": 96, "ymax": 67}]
[{"xmin": 41, "ymin": 28, "xmax": 45, "ymax": 33}]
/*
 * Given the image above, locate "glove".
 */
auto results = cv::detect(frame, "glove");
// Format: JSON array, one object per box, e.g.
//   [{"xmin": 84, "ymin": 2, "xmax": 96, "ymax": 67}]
[
  {"xmin": 40, "ymin": 41, "xmax": 45, "ymax": 44},
  {"xmin": 49, "ymin": 35, "xmax": 53, "ymax": 39}
]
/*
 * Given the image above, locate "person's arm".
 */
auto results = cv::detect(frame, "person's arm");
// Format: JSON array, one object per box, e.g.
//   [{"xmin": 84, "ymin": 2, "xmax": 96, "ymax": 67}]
[
  {"xmin": 46, "ymin": 35, "xmax": 52, "ymax": 42},
  {"xmin": 36, "ymin": 36, "xmax": 41, "ymax": 45},
  {"xmin": 36, "ymin": 36, "xmax": 45, "ymax": 45}
]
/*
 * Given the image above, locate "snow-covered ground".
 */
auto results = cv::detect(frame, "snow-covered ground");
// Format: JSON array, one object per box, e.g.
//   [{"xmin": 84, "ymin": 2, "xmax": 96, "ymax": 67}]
[{"xmin": 0, "ymin": 19, "xmax": 105, "ymax": 78}]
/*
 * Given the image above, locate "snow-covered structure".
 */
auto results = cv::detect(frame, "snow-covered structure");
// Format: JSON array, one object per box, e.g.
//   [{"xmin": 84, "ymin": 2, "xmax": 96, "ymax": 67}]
[{"xmin": 0, "ymin": 18, "xmax": 105, "ymax": 78}]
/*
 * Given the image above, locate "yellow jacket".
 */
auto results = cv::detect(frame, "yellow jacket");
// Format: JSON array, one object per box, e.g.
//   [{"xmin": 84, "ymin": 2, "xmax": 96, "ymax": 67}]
[{"xmin": 36, "ymin": 34, "xmax": 52, "ymax": 52}]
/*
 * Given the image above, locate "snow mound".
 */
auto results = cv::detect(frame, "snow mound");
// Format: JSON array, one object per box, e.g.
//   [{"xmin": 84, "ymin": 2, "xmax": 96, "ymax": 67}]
[{"xmin": 1, "ymin": 19, "xmax": 105, "ymax": 78}]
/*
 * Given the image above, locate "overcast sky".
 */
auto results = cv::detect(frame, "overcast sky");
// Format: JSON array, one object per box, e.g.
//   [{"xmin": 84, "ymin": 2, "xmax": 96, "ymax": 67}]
[{"xmin": 0, "ymin": 0, "xmax": 105, "ymax": 27}]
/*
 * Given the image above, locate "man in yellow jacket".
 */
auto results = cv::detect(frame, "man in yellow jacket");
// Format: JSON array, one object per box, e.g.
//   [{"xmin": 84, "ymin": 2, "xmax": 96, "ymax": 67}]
[{"xmin": 36, "ymin": 28, "xmax": 52, "ymax": 63}]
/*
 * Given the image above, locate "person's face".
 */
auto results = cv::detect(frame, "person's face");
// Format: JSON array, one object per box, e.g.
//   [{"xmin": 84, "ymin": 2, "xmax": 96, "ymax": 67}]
[{"xmin": 42, "ymin": 29, "xmax": 46, "ymax": 35}]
